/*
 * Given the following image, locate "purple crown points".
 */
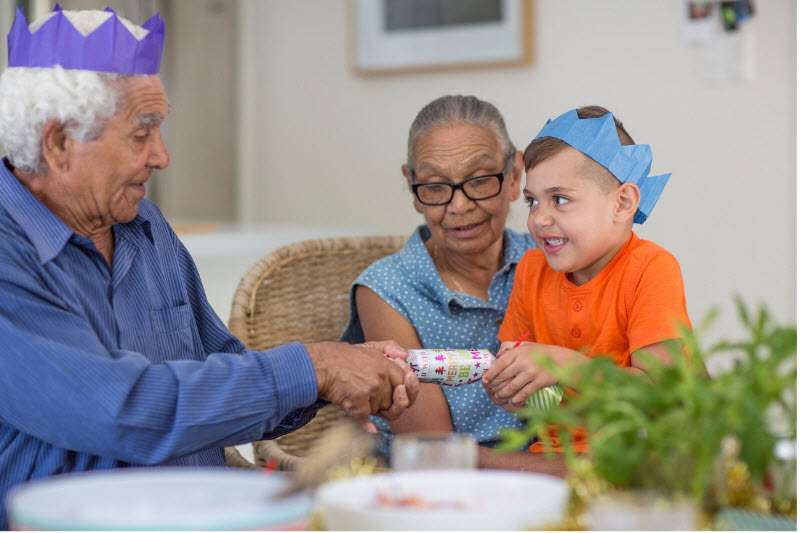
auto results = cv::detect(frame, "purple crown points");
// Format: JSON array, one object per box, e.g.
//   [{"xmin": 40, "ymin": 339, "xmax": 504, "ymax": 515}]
[
  {"xmin": 533, "ymin": 109, "xmax": 671, "ymax": 224},
  {"xmin": 7, "ymin": 3, "xmax": 164, "ymax": 74}
]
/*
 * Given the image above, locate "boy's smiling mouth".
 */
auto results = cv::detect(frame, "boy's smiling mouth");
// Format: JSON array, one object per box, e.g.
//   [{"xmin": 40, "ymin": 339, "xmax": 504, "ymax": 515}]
[{"xmin": 539, "ymin": 235, "xmax": 568, "ymax": 254}]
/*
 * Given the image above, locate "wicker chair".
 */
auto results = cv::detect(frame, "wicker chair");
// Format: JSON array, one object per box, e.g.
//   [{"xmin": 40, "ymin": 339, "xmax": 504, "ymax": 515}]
[{"xmin": 224, "ymin": 235, "xmax": 406, "ymax": 471}]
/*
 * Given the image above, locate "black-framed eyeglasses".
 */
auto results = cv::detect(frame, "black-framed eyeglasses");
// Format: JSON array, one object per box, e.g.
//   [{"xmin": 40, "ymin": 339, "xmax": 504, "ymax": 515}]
[{"xmin": 410, "ymin": 153, "xmax": 514, "ymax": 206}]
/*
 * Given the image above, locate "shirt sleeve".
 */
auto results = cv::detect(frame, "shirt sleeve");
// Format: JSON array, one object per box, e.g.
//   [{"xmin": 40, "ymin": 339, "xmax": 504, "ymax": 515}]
[
  {"xmin": 498, "ymin": 251, "xmax": 535, "ymax": 344},
  {"xmin": 0, "ymin": 249, "xmax": 322, "ymax": 465},
  {"xmin": 626, "ymin": 252, "xmax": 691, "ymax": 352}
]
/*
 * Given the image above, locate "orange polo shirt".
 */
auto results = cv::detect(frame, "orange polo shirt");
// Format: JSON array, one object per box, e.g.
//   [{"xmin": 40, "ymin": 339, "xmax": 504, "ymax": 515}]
[{"xmin": 498, "ymin": 232, "xmax": 690, "ymax": 452}]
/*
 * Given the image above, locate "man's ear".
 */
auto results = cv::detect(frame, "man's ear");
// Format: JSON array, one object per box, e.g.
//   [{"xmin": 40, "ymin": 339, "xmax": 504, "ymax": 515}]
[
  {"xmin": 402, "ymin": 163, "xmax": 425, "ymax": 214},
  {"xmin": 40, "ymin": 119, "xmax": 71, "ymax": 173},
  {"xmin": 507, "ymin": 150, "xmax": 524, "ymax": 202},
  {"xmin": 614, "ymin": 182, "xmax": 641, "ymax": 222}
]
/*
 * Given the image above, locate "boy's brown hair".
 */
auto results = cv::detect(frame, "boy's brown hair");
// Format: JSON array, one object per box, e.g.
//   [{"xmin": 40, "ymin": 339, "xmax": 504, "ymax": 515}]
[{"xmin": 524, "ymin": 105, "xmax": 635, "ymax": 192}]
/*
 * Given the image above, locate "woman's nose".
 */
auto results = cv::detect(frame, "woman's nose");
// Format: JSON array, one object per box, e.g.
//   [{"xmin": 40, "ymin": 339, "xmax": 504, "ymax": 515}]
[{"xmin": 447, "ymin": 187, "xmax": 474, "ymax": 212}]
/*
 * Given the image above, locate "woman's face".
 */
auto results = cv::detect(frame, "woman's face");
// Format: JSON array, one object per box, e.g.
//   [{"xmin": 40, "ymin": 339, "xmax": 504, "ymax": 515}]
[{"xmin": 404, "ymin": 123, "xmax": 522, "ymax": 256}]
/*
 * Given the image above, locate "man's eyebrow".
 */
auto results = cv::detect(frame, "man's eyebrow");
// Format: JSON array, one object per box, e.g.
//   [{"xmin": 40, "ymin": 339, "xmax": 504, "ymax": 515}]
[{"xmin": 135, "ymin": 113, "xmax": 165, "ymax": 127}]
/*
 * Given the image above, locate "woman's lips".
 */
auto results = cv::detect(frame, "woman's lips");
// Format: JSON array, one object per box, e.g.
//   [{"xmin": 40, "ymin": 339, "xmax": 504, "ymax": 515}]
[{"xmin": 448, "ymin": 221, "xmax": 484, "ymax": 238}]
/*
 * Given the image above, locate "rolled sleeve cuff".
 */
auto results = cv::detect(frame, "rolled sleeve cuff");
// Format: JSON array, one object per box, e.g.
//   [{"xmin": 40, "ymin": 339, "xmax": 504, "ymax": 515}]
[{"xmin": 261, "ymin": 341, "xmax": 319, "ymax": 414}]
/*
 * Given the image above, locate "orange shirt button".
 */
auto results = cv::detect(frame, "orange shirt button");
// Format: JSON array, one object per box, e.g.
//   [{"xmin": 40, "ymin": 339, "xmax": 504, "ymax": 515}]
[
  {"xmin": 571, "ymin": 326, "xmax": 581, "ymax": 338},
  {"xmin": 573, "ymin": 301, "xmax": 582, "ymax": 311}
]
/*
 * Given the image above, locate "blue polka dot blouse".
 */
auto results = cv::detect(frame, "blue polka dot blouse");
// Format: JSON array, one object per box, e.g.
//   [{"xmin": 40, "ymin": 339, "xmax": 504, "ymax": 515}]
[{"xmin": 341, "ymin": 225, "xmax": 537, "ymax": 455}]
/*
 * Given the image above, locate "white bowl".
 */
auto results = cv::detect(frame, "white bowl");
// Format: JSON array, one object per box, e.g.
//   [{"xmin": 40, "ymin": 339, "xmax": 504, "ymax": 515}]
[
  {"xmin": 314, "ymin": 469, "xmax": 568, "ymax": 531},
  {"xmin": 7, "ymin": 467, "xmax": 311, "ymax": 531}
]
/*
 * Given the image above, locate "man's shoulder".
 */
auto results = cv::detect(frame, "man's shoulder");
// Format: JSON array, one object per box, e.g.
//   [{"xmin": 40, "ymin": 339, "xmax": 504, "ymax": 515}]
[{"xmin": 0, "ymin": 205, "xmax": 35, "ymax": 261}]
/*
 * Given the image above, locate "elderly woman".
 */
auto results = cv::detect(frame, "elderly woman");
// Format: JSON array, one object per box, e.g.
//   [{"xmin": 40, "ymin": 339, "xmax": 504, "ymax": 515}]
[{"xmin": 343, "ymin": 95, "xmax": 564, "ymax": 473}]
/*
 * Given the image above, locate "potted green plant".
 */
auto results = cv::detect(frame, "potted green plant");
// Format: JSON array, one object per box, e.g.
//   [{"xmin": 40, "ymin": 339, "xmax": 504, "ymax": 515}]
[{"xmin": 500, "ymin": 297, "xmax": 796, "ymax": 529}]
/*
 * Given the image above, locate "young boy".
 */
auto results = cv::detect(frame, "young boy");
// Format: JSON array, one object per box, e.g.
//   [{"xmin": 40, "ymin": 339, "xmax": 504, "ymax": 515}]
[{"xmin": 482, "ymin": 106, "xmax": 692, "ymax": 452}]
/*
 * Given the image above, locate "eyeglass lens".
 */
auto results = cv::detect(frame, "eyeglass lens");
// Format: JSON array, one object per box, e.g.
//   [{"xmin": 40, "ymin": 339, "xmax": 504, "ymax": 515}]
[{"xmin": 415, "ymin": 175, "xmax": 502, "ymax": 205}]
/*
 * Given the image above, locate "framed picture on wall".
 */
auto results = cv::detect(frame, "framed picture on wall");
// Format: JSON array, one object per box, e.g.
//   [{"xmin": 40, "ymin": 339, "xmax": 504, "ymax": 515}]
[{"xmin": 351, "ymin": 0, "xmax": 533, "ymax": 75}]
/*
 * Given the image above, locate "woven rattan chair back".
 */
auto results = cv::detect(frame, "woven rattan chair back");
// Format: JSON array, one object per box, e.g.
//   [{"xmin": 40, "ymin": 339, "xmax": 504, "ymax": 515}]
[{"xmin": 226, "ymin": 235, "xmax": 406, "ymax": 471}]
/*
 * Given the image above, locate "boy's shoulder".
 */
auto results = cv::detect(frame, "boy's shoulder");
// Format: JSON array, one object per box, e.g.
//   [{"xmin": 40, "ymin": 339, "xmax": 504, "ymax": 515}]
[{"xmin": 627, "ymin": 234, "xmax": 680, "ymax": 265}]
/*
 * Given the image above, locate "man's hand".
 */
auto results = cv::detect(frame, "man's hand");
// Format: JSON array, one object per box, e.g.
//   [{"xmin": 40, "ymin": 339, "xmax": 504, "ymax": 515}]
[
  {"xmin": 305, "ymin": 340, "xmax": 419, "ymax": 433},
  {"xmin": 482, "ymin": 342, "xmax": 561, "ymax": 412}
]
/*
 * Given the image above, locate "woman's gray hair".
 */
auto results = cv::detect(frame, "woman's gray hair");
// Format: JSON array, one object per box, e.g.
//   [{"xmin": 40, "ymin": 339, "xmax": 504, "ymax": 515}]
[
  {"xmin": 0, "ymin": 9, "xmax": 148, "ymax": 174},
  {"xmin": 406, "ymin": 95, "xmax": 515, "ymax": 169}
]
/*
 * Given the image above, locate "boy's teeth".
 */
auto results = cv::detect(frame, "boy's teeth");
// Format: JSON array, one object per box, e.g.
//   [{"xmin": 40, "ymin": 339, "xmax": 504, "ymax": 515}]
[{"xmin": 546, "ymin": 238, "xmax": 567, "ymax": 246}]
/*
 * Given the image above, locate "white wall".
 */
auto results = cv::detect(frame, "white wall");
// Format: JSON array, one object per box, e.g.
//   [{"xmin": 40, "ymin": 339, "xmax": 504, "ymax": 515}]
[{"xmin": 236, "ymin": 0, "xmax": 796, "ymax": 366}]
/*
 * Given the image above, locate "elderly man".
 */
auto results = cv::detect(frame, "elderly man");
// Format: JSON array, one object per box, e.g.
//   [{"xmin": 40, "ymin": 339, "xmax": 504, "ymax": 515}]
[{"xmin": 0, "ymin": 6, "xmax": 418, "ymax": 527}]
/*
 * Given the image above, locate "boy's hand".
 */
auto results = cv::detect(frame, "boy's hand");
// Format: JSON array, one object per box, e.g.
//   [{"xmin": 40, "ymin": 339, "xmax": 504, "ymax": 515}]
[
  {"xmin": 495, "ymin": 340, "xmax": 519, "ymax": 358},
  {"xmin": 483, "ymin": 343, "xmax": 560, "ymax": 412}
]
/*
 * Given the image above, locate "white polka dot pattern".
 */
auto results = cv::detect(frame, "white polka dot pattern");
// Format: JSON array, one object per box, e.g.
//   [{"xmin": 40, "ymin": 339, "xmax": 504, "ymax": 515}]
[{"xmin": 341, "ymin": 225, "xmax": 537, "ymax": 455}]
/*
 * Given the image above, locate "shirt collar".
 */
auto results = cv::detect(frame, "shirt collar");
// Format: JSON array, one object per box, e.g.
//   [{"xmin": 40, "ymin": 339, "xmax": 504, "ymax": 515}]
[
  {"xmin": 0, "ymin": 158, "xmax": 154, "ymax": 264},
  {"xmin": 403, "ymin": 225, "xmax": 521, "ymax": 315}
]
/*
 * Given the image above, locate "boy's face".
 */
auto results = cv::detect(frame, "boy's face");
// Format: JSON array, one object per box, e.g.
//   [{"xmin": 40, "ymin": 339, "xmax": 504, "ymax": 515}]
[{"xmin": 524, "ymin": 147, "xmax": 627, "ymax": 286}]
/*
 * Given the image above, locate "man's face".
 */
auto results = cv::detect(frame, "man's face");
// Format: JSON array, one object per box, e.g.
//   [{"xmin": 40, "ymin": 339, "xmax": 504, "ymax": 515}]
[{"xmin": 65, "ymin": 75, "xmax": 170, "ymax": 228}]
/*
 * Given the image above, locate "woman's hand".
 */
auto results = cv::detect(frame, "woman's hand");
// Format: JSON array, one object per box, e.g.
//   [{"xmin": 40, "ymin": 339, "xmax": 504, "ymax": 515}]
[{"xmin": 482, "ymin": 342, "xmax": 564, "ymax": 412}]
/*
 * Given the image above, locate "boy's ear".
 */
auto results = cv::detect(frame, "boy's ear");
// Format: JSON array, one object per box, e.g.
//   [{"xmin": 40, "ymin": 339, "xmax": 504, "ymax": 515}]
[
  {"xmin": 614, "ymin": 182, "xmax": 641, "ymax": 222},
  {"xmin": 40, "ymin": 119, "xmax": 72, "ymax": 174},
  {"xmin": 402, "ymin": 164, "xmax": 425, "ymax": 214}
]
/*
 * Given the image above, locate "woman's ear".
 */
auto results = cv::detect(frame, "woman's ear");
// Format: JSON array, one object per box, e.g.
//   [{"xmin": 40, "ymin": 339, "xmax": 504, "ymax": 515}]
[
  {"xmin": 507, "ymin": 150, "xmax": 524, "ymax": 202},
  {"xmin": 614, "ymin": 182, "xmax": 641, "ymax": 222},
  {"xmin": 40, "ymin": 119, "xmax": 71, "ymax": 173},
  {"xmin": 403, "ymin": 163, "xmax": 425, "ymax": 214}
]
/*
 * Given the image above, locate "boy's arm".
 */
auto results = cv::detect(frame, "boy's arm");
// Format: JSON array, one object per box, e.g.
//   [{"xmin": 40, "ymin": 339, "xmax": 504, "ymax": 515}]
[{"xmin": 632, "ymin": 339, "xmax": 710, "ymax": 378}]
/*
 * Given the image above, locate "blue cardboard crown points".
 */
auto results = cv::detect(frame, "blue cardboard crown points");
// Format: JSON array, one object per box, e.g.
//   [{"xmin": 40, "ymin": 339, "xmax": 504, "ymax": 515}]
[{"xmin": 533, "ymin": 109, "xmax": 670, "ymax": 224}]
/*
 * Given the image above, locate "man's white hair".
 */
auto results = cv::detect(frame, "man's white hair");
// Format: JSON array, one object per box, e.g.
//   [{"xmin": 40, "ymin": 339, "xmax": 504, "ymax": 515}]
[{"xmin": 0, "ymin": 9, "xmax": 150, "ymax": 174}]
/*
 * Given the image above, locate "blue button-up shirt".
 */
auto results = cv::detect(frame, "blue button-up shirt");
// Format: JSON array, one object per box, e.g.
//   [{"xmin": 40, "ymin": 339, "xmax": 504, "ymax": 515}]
[{"xmin": 0, "ymin": 159, "xmax": 321, "ymax": 528}]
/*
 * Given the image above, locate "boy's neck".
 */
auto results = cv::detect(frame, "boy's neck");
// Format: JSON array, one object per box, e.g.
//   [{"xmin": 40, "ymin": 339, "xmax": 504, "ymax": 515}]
[{"xmin": 567, "ymin": 231, "xmax": 634, "ymax": 287}]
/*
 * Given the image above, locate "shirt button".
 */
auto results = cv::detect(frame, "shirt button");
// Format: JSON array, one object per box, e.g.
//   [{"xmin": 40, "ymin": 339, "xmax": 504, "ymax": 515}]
[
  {"xmin": 495, "ymin": 317, "xmax": 503, "ymax": 326},
  {"xmin": 571, "ymin": 326, "xmax": 581, "ymax": 338},
  {"xmin": 573, "ymin": 301, "xmax": 582, "ymax": 311}
]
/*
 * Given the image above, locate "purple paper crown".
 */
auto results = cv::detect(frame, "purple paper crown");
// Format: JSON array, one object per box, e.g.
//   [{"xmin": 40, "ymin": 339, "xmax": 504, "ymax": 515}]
[
  {"xmin": 7, "ymin": 4, "xmax": 164, "ymax": 74},
  {"xmin": 534, "ymin": 109, "xmax": 671, "ymax": 224}
]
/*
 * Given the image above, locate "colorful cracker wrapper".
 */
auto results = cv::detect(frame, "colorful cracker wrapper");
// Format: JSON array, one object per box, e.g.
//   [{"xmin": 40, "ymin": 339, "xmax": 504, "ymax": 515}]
[
  {"xmin": 406, "ymin": 348, "xmax": 565, "ymax": 409},
  {"xmin": 406, "ymin": 349, "xmax": 492, "ymax": 386}
]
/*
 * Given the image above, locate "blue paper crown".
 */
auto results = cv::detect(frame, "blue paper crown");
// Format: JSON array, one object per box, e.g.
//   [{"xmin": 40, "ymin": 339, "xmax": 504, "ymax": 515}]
[
  {"xmin": 7, "ymin": 4, "xmax": 164, "ymax": 74},
  {"xmin": 533, "ymin": 109, "xmax": 671, "ymax": 224}
]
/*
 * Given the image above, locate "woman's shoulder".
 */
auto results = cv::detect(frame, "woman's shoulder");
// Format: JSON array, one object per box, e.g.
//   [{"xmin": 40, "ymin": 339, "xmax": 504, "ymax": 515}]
[{"xmin": 356, "ymin": 226, "xmax": 432, "ymax": 287}]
